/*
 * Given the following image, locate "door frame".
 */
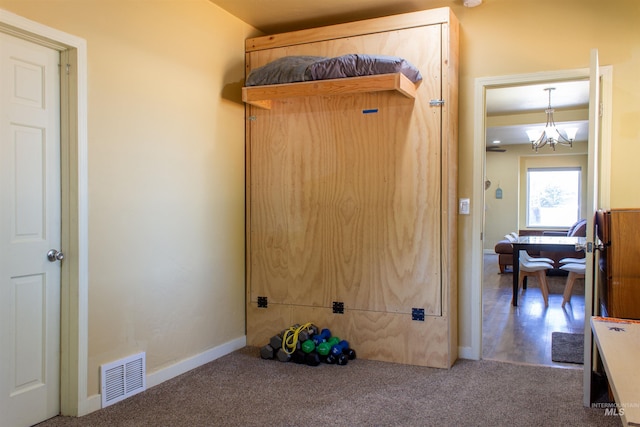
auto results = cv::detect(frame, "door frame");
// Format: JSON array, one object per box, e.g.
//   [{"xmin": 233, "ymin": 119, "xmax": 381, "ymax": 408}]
[
  {"xmin": 467, "ymin": 66, "xmax": 612, "ymax": 361},
  {"xmin": 0, "ymin": 9, "xmax": 90, "ymax": 416}
]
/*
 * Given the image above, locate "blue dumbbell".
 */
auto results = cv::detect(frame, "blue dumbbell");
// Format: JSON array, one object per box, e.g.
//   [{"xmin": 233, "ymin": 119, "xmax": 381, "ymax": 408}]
[
  {"xmin": 330, "ymin": 340, "xmax": 349, "ymax": 357},
  {"xmin": 312, "ymin": 328, "xmax": 331, "ymax": 346}
]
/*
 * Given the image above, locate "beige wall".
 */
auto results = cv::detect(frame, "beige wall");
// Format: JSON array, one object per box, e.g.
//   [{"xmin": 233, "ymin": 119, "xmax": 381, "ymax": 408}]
[
  {"xmin": 2, "ymin": 0, "xmax": 639, "ymax": 404},
  {"xmin": 0, "ymin": 0, "xmax": 256, "ymax": 397},
  {"xmin": 449, "ymin": 0, "xmax": 640, "ymax": 350},
  {"xmin": 484, "ymin": 143, "xmax": 588, "ymax": 250}
]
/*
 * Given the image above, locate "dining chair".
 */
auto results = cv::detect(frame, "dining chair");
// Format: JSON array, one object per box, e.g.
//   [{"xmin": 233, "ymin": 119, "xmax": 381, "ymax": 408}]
[
  {"xmin": 559, "ymin": 257, "xmax": 586, "ymax": 264},
  {"xmin": 518, "ymin": 259, "xmax": 554, "ymax": 307},
  {"xmin": 560, "ymin": 262, "xmax": 586, "ymax": 307},
  {"xmin": 520, "ymin": 250, "xmax": 555, "ymax": 265}
]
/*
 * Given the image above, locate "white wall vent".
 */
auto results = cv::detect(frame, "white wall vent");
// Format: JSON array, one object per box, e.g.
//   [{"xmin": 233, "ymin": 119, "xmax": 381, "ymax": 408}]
[{"xmin": 101, "ymin": 351, "xmax": 146, "ymax": 408}]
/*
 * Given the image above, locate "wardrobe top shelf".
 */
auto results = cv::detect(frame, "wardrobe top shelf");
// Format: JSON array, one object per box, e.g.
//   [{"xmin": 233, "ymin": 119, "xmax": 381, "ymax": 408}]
[{"xmin": 241, "ymin": 72, "xmax": 418, "ymax": 109}]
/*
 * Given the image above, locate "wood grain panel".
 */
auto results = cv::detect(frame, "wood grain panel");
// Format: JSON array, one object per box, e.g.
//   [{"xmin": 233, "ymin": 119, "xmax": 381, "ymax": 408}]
[
  {"xmin": 245, "ymin": 303, "xmax": 291, "ymax": 347},
  {"xmin": 440, "ymin": 17, "xmax": 459, "ymax": 348},
  {"xmin": 248, "ymin": 25, "xmax": 442, "ymax": 77},
  {"xmin": 245, "ymin": 10, "xmax": 458, "ymax": 368},
  {"xmin": 248, "ymin": 25, "xmax": 443, "ymax": 315},
  {"xmin": 246, "ymin": 7, "xmax": 452, "ymax": 52},
  {"xmin": 301, "ymin": 308, "xmax": 450, "ymax": 368},
  {"xmin": 247, "ymin": 303, "xmax": 451, "ymax": 367},
  {"xmin": 242, "ymin": 73, "xmax": 418, "ymax": 109},
  {"xmin": 607, "ymin": 210, "xmax": 640, "ymax": 319}
]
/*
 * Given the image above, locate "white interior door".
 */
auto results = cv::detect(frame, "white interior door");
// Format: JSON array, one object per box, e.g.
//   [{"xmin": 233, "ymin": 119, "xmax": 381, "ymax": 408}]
[
  {"xmin": 582, "ymin": 48, "xmax": 600, "ymax": 407},
  {"xmin": 0, "ymin": 31, "xmax": 61, "ymax": 426}
]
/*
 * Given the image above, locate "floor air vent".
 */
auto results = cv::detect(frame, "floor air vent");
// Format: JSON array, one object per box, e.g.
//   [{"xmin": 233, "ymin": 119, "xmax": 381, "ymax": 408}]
[{"xmin": 101, "ymin": 352, "xmax": 146, "ymax": 408}]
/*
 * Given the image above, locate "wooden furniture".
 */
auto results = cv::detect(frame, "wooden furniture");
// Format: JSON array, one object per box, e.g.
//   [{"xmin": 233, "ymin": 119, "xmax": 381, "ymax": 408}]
[
  {"xmin": 520, "ymin": 220, "xmax": 587, "ymax": 269},
  {"xmin": 559, "ymin": 262, "xmax": 585, "ymax": 307},
  {"xmin": 494, "ymin": 239, "xmax": 515, "ymax": 274},
  {"xmin": 494, "ymin": 221, "xmax": 585, "ymax": 274},
  {"xmin": 243, "ymin": 8, "xmax": 459, "ymax": 368},
  {"xmin": 243, "ymin": 73, "xmax": 418, "ymax": 109},
  {"xmin": 517, "ymin": 259, "xmax": 553, "ymax": 306},
  {"xmin": 591, "ymin": 316, "xmax": 640, "ymax": 426},
  {"xmin": 512, "ymin": 235, "xmax": 585, "ymax": 306},
  {"xmin": 597, "ymin": 209, "xmax": 640, "ymax": 319}
]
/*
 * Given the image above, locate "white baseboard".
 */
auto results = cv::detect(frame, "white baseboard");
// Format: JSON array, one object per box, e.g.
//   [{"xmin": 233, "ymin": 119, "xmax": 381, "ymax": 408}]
[
  {"xmin": 79, "ymin": 394, "xmax": 102, "ymax": 416},
  {"xmin": 147, "ymin": 336, "xmax": 246, "ymax": 388},
  {"xmin": 84, "ymin": 335, "xmax": 247, "ymax": 414},
  {"xmin": 458, "ymin": 345, "xmax": 480, "ymax": 360}
]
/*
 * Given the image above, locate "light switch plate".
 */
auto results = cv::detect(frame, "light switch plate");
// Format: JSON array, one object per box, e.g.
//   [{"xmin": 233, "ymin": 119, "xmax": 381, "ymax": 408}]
[{"xmin": 459, "ymin": 198, "xmax": 470, "ymax": 215}]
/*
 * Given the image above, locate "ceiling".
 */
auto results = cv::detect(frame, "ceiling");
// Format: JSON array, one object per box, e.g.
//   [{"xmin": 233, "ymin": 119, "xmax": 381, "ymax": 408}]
[
  {"xmin": 486, "ymin": 80, "xmax": 590, "ymax": 149},
  {"xmin": 209, "ymin": 0, "xmax": 590, "ymax": 149},
  {"xmin": 209, "ymin": 0, "xmax": 460, "ymax": 34}
]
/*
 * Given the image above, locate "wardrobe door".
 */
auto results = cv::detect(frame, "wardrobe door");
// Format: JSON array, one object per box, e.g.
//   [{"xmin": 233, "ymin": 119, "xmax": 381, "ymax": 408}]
[
  {"xmin": 248, "ymin": 25, "xmax": 444, "ymax": 315},
  {"xmin": 607, "ymin": 210, "xmax": 640, "ymax": 319}
]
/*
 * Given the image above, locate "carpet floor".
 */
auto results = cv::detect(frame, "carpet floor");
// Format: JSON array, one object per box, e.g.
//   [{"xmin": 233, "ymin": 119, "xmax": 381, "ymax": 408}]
[{"xmin": 38, "ymin": 347, "xmax": 621, "ymax": 427}]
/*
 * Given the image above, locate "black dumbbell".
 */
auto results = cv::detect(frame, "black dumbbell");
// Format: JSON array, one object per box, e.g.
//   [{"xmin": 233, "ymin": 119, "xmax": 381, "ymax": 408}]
[
  {"xmin": 343, "ymin": 348, "xmax": 357, "ymax": 360},
  {"xmin": 324, "ymin": 354, "xmax": 337, "ymax": 364},
  {"xmin": 336, "ymin": 353, "xmax": 349, "ymax": 366},
  {"xmin": 298, "ymin": 330, "xmax": 311, "ymax": 343},
  {"xmin": 260, "ymin": 344, "xmax": 275, "ymax": 359},
  {"xmin": 305, "ymin": 351, "xmax": 321, "ymax": 367},
  {"xmin": 276, "ymin": 348, "xmax": 291, "ymax": 362},
  {"xmin": 269, "ymin": 334, "xmax": 283, "ymax": 350},
  {"xmin": 292, "ymin": 349, "xmax": 306, "ymax": 364},
  {"xmin": 307, "ymin": 325, "xmax": 319, "ymax": 337}
]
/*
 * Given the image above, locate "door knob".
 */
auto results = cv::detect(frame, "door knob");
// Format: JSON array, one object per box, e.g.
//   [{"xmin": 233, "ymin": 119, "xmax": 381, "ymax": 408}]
[
  {"xmin": 575, "ymin": 240, "xmax": 604, "ymax": 253},
  {"xmin": 47, "ymin": 249, "xmax": 64, "ymax": 262}
]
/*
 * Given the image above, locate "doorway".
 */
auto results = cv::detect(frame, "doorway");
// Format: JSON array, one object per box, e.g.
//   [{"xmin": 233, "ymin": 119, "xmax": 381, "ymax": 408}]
[
  {"xmin": 0, "ymin": 7, "xmax": 89, "ymax": 418},
  {"xmin": 482, "ymin": 79, "xmax": 590, "ymax": 366},
  {"xmin": 468, "ymin": 67, "xmax": 612, "ymax": 364}
]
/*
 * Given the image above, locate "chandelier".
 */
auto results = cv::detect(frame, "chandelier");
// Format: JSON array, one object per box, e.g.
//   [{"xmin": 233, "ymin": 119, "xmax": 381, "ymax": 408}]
[{"xmin": 526, "ymin": 87, "xmax": 578, "ymax": 152}]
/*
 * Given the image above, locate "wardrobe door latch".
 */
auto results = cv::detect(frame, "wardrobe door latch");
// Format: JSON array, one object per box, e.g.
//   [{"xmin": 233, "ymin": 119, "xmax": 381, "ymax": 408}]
[{"xmin": 429, "ymin": 99, "xmax": 445, "ymax": 107}]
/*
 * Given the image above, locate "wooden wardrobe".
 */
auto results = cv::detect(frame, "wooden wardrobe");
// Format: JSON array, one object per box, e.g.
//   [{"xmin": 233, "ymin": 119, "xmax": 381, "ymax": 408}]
[
  {"xmin": 243, "ymin": 8, "xmax": 459, "ymax": 368},
  {"xmin": 598, "ymin": 209, "xmax": 640, "ymax": 320}
]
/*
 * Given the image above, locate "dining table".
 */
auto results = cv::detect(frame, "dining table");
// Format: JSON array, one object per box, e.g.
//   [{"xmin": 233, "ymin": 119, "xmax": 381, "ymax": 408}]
[{"xmin": 512, "ymin": 235, "xmax": 586, "ymax": 306}]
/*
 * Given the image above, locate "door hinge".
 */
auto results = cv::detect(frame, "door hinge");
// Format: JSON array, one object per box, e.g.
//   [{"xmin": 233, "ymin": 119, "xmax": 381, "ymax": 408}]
[
  {"xmin": 429, "ymin": 99, "xmax": 445, "ymax": 107},
  {"xmin": 65, "ymin": 63, "xmax": 71, "ymax": 75}
]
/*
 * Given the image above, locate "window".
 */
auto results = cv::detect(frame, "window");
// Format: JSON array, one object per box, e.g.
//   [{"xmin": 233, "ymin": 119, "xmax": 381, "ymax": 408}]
[{"xmin": 526, "ymin": 168, "xmax": 581, "ymax": 228}]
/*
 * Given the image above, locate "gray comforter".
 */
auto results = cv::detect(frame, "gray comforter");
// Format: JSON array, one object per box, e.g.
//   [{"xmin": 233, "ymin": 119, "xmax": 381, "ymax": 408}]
[{"xmin": 246, "ymin": 54, "xmax": 422, "ymax": 86}]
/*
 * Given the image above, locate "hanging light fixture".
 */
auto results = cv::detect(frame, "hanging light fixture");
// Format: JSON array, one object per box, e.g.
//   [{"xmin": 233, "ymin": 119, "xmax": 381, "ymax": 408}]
[{"xmin": 527, "ymin": 87, "xmax": 578, "ymax": 152}]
